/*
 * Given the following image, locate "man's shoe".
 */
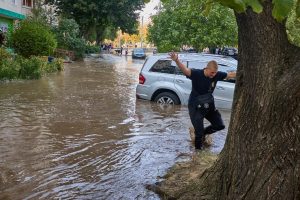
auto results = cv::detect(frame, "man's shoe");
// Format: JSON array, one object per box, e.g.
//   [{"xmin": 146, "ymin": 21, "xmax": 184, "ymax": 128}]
[{"xmin": 203, "ymin": 135, "xmax": 212, "ymax": 147}]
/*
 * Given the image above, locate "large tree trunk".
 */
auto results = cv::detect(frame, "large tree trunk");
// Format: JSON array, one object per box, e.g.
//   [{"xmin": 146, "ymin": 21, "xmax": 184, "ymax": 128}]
[{"xmin": 177, "ymin": 1, "xmax": 300, "ymax": 199}]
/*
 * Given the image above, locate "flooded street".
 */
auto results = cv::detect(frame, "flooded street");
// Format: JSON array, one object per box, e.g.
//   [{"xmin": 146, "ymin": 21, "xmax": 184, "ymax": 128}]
[{"xmin": 0, "ymin": 54, "xmax": 231, "ymax": 199}]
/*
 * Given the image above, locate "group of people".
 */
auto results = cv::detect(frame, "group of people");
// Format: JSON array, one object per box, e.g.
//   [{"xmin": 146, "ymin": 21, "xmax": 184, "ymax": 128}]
[
  {"xmin": 169, "ymin": 52, "xmax": 236, "ymax": 150},
  {"xmin": 100, "ymin": 43, "xmax": 113, "ymax": 53},
  {"xmin": 100, "ymin": 44, "xmax": 129, "ymax": 56},
  {"xmin": 117, "ymin": 46, "xmax": 129, "ymax": 56}
]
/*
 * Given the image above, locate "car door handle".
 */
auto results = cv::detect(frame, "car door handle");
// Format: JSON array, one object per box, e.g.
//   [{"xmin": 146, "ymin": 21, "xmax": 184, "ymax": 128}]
[
  {"xmin": 175, "ymin": 79, "xmax": 184, "ymax": 83},
  {"xmin": 216, "ymin": 86, "xmax": 225, "ymax": 90}
]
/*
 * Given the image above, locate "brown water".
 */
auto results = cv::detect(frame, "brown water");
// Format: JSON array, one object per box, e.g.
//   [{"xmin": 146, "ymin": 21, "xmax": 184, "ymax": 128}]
[{"xmin": 0, "ymin": 54, "xmax": 231, "ymax": 199}]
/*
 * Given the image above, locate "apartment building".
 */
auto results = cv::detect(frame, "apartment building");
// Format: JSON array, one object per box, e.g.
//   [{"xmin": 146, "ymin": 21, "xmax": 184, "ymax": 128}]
[{"xmin": 0, "ymin": 0, "xmax": 34, "ymax": 33}]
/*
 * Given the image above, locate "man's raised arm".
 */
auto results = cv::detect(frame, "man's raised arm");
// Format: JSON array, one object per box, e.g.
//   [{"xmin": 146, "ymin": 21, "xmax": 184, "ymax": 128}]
[{"xmin": 169, "ymin": 52, "xmax": 191, "ymax": 77}]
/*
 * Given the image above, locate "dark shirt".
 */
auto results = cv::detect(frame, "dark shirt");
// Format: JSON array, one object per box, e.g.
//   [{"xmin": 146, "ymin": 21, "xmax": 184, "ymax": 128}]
[{"xmin": 188, "ymin": 69, "xmax": 227, "ymax": 98}]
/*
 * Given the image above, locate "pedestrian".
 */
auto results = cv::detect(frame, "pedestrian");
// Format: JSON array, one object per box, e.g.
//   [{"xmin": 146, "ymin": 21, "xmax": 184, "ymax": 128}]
[{"xmin": 169, "ymin": 52, "xmax": 236, "ymax": 150}]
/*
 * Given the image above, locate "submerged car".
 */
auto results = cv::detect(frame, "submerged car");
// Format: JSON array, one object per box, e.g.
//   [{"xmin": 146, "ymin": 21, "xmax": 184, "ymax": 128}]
[
  {"xmin": 136, "ymin": 53, "xmax": 237, "ymax": 109},
  {"xmin": 132, "ymin": 48, "xmax": 146, "ymax": 59}
]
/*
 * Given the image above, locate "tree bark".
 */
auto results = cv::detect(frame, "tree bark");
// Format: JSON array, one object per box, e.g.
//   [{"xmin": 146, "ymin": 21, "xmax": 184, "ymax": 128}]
[{"xmin": 177, "ymin": 0, "xmax": 300, "ymax": 199}]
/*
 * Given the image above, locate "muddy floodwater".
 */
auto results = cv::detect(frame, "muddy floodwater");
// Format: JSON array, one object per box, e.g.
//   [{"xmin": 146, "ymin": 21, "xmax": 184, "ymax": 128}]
[{"xmin": 0, "ymin": 54, "xmax": 231, "ymax": 199}]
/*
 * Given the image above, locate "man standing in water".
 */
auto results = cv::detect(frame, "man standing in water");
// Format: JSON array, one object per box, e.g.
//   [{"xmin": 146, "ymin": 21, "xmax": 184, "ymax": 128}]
[{"xmin": 169, "ymin": 52, "xmax": 236, "ymax": 150}]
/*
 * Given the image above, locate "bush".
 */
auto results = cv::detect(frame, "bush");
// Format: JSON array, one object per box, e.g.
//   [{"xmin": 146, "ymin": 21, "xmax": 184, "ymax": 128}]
[
  {"xmin": 53, "ymin": 18, "xmax": 86, "ymax": 58},
  {"xmin": 12, "ymin": 20, "xmax": 57, "ymax": 58},
  {"xmin": 0, "ymin": 54, "xmax": 64, "ymax": 81},
  {"xmin": 17, "ymin": 56, "xmax": 45, "ymax": 79},
  {"xmin": 0, "ymin": 59, "xmax": 20, "ymax": 80},
  {"xmin": 0, "ymin": 48, "xmax": 11, "ymax": 60},
  {"xmin": 85, "ymin": 44, "xmax": 100, "ymax": 54},
  {"xmin": 44, "ymin": 58, "xmax": 64, "ymax": 73}
]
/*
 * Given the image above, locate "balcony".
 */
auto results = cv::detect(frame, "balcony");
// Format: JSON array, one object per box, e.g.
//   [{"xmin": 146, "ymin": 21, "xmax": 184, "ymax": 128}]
[{"xmin": 21, "ymin": 0, "xmax": 34, "ymax": 16}]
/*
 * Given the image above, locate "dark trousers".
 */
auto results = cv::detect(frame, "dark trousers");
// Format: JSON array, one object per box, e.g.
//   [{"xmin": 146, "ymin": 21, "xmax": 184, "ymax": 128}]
[{"xmin": 188, "ymin": 101, "xmax": 225, "ymax": 149}]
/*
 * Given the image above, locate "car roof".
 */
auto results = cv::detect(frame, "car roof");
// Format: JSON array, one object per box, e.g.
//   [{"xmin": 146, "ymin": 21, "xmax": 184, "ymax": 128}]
[
  {"xmin": 134, "ymin": 48, "xmax": 144, "ymax": 51},
  {"xmin": 147, "ymin": 53, "xmax": 237, "ymax": 65}
]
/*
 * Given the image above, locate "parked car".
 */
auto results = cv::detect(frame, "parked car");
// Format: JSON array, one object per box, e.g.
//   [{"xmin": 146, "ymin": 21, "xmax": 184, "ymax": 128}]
[
  {"xmin": 221, "ymin": 47, "xmax": 238, "ymax": 59},
  {"xmin": 132, "ymin": 48, "xmax": 146, "ymax": 59},
  {"xmin": 186, "ymin": 48, "xmax": 198, "ymax": 53},
  {"xmin": 136, "ymin": 53, "xmax": 237, "ymax": 109}
]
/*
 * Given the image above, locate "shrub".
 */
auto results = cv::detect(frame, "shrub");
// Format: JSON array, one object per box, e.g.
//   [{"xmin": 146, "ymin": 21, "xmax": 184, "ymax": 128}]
[
  {"xmin": 43, "ymin": 58, "xmax": 64, "ymax": 73},
  {"xmin": 0, "ymin": 48, "xmax": 11, "ymax": 60},
  {"xmin": 53, "ymin": 58, "xmax": 64, "ymax": 71},
  {"xmin": 17, "ymin": 56, "xmax": 46, "ymax": 79},
  {"xmin": 53, "ymin": 18, "xmax": 86, "ymax": 58},
  {"xmin": 12, "ymin": 20, "xmax": 57, "ymax": 58},
  {"xmin": 0, "ymin": 55, "xmax": 64, "ymax": 81},
  {"xmin": 85, "ymin": 44, "xmax": 100, "ymax": 54},
  {"xmin": 0, "ymin": 59, "xmax": 20, "ymax": 80}
]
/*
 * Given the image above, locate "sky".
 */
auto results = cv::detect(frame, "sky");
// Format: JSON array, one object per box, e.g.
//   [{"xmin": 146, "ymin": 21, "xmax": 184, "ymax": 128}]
[{"xmin": 139, "ymin": 0, "xmax": 160, "ymax": 23}]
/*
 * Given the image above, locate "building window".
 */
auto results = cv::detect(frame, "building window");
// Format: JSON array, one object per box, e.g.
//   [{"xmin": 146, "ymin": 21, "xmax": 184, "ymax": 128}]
[
  {"xmin": 22, "ymin": 0, "xmax": 33, "ymax": 7},
  {"xmin": 11, "ymin": 0, "xmax": 17, "ymax": 5}
]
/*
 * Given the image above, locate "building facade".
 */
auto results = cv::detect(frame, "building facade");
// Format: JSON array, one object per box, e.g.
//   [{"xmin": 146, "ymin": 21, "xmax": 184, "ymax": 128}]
[{"xmin": 0, "ymin": 0, "xmax": 34, "ymax": 33}]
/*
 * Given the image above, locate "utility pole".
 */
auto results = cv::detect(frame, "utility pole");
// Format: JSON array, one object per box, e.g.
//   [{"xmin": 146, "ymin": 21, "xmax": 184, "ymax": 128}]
[{"xmin": 140, "ymin": 16, "xmax": 143, "ymax": 48}]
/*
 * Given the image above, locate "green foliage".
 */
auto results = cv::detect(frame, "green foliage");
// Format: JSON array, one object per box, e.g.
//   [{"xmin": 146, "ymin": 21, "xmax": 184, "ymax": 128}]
[
  {"xmin": 148, "ymin": 0, "xmax": 237, "ymax": 51},
  {"xmin": 0, "ymin": 48, "xmax": 10, "ymax": 60},
  {"xmin": 216, "ymin": 0, "xmax": 246, "ymax": 13},
  {"xmin": 0, "ymin": 59, "xmax": 20, "ymax": 80},
  {"xmin": 297, "ymin": 0, "xmax": 300, "ymax": 18},
  {"xmin": 286, "ymin": 7, "xmax": 300, "ymax": 47},
  {"xmin": 272, "ymin": 0, "xmax": 294, "ymax": 22},
  {"xmin": 244, "ymin": 0, "xmax": 263, "ymax": 13},
  {"xmin": 0, "ymin": 56, "xmax": 64, "ymax": 81},
  {"xmin": 85, "ymin": 44, "xmax": 100, "ymax": 54},
  {"xmin": 44, "ymin": 0, "xmax": 147, "ymax": 43},
  {"xmin": 157, "ymin": 41, "xmax": 180, "ymax": 53},
  {"xmin": 53, "ymin": 18, "xmax": 86, "ymax": 57},
  {"xmin": 43, "ymin": 58, "xmax": 64, "ymax": 73},
  {"xmin": 215, "ymin": 0, "xmax": 299, "ymax": 22},
  {"xmin": 17, "ymin": 56, "xmax": 45, "ymax": 79},
  {"xmin": 12, "ymin": 20, "xmax": 57, "ymax": 58}
]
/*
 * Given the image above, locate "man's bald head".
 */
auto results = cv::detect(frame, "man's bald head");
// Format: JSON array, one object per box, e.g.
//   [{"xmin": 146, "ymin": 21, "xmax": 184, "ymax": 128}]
[
  {"xmin": 206, "ymin": 60, "xmax": 218, "ymax": 70},
  {"xmin": 204, "ymin": 60, "xmax": 218, "ymax": 78}
]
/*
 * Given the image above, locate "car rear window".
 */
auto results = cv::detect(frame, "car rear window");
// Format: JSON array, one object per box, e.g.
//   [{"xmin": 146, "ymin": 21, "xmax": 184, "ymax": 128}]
[
  {"xmin": 134, "ymin": 48, "xmax": 144, "ymax": 53},
  {"xmin": 187, "ymin": 60, "xmax": 207, "ymax": 69},
  {"xmin": 149, "ymin": 60, "xmax": 175, "ymax": 74}
]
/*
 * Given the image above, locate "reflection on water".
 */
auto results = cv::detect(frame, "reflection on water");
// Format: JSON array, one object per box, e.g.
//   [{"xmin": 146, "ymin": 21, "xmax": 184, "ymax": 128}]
[{"xmin": 0, "ymin": 54, "xmax": 230, "ymax": 199}]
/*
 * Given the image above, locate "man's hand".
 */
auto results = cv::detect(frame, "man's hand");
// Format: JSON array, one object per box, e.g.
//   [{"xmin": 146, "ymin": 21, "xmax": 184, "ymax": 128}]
[
  {"xmin": 168, "ymin": 51, "xmax": 178, "ymax": 62},
  {"xmin": 168, "ymin": 51, "xmax": 191, "ymax": 77},
  {"xmin": 226, "ymin": 71, "xmax": 236, "ymax": 79}
]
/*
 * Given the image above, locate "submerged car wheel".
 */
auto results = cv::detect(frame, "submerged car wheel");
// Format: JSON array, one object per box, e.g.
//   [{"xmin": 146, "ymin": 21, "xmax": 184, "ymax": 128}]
[{"xmin": 154, "ymin": 92, "xmax": 180, "ymax": 105}]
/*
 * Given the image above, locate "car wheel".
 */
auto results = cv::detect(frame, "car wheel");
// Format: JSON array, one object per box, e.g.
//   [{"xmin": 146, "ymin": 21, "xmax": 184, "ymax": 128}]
[{"xmin": 154, "ymin": 92, "xmax": 180, "ymax": 105}]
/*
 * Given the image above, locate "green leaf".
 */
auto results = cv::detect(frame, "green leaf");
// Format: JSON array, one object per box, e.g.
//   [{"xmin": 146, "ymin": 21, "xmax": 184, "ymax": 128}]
[
  {"xmin": 202, "ymin": 2, "xmax": 212, "ymax": 16},
  {"xmin": 272, "ymin": 0, "xmax": 294, "ymax": 22},
  {"xmin": 217, "ymin": 0, "xmax": 246, "ymax": 13},
  {"xmin": 296, "ymin": 0, "xmax": 300, "ymax": 19},
  {"xmin": 244, "ymin": 0, "xmax": 263, "ymax": 13}
]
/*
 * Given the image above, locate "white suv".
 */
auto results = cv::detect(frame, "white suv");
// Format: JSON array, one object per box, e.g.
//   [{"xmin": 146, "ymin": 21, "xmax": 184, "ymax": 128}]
[{"xmin": 136, "ymin": 53, "xmax": 237, "ymax": 109}]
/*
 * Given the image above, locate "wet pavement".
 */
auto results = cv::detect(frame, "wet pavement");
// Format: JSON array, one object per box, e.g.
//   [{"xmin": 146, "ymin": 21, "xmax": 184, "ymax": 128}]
[{"xmin": 0, "ymin": 54, "xmax": 231, "ymax": 199}]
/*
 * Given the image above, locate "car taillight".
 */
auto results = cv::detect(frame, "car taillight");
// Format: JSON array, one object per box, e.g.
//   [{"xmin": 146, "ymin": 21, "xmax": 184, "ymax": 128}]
[{"xmin": 139, "ymin": 73, "xmax": 145, "ymax": 84}]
